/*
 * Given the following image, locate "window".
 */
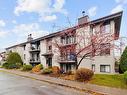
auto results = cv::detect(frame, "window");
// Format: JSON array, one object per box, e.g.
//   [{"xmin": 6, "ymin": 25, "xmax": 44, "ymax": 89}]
[
  {"xmin": 92, "ymin": 27, "xmax": 96, "ymax": 35},
  {"xmin": 46, "ymin": 39, "xmax": 52, "ymax": 52},
  {"xmin": 61, "ymin": 37, "xmax": 64, "ymax": 43},
  {"xmin": 92, "ymin": 64, "xmax": 95, "ymax": 72},
  {"xmin": 100, "ymin": 43, "xmax": 110, "ymax": 55},
  {"xmin": 23, "ymin": 45, "xmax": 26, "ymax": 50},
  {"xmin": 71, "ymin": 36, "xmax": 76, "ymax": 43},
  {"xmin": 48, "ymin": 45, "xmax": 52, "ymax": 51},
  {"xmin": 66, "ymin": 36, "xmax": 69, "ymax": 44},
  {"xmin": 24, "ymin": 54, "xmax": 26, "ymax": 60},
  {"xmin": 61, "ymin": 36, "xmax": 76, "ymax": 44},
  {"xmin": 46, "ymin": 58, "xmax": 52, "ymax": 67},
  {"xmin": 105, "ymin": 22, "xmax": 110, "ymax": 33},
  {"xmin": 101, "ymin": 21, "xmax": 111, "ymax": 33},
  {"xmin": 100, "ymin": 65, "xmax": 110, "ymax": 73}
]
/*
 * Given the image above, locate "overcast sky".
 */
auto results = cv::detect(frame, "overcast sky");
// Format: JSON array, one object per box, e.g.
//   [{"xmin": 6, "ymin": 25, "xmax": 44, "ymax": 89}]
[{"xmin": 0, "ymin": 0, "xmax": 127, "ymax": 52}]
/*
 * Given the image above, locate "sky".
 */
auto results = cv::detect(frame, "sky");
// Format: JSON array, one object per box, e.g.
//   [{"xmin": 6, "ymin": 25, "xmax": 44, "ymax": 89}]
[{"xmin": 0, "ymin": 0, "xmax": 127, "ymax": 52}]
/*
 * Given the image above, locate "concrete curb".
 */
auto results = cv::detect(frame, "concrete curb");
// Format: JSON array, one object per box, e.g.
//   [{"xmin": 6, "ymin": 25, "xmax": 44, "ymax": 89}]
[{"xmin": 0, "ymin": 69, "xmax": 107, "ymax": 95}]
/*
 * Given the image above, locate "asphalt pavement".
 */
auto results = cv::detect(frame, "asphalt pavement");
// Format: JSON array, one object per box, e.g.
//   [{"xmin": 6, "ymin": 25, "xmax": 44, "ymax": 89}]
[{"xmin": 0, "ymin": 71, "xmax": 90, "ymax": 95}]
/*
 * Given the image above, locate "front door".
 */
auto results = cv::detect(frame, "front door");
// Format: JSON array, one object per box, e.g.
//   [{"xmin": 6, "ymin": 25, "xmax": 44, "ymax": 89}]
[{"xmin": 46, "ymin": 58, "xmax": 52, "ymax": 67}]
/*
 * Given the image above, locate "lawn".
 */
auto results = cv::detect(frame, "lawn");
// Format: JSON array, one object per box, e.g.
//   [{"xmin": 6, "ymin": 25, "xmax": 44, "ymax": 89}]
[
  {"xmin": 89, "ymin": 74, "xmax": 127, "ymax": 89},
  {"xmin": 49, "ymin": 73, "xmax": 127, "ymax": 89}
]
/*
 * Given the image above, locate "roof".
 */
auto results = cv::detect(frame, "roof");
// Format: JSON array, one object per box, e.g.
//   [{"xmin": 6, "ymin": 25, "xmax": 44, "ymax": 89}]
[
  {"xmin": 91, "ymin": 11, "xmax": 123, "ymax": 24},
  {"xmin": 6, "ymin": 11, "xmax": 123, "ymax": 50}
]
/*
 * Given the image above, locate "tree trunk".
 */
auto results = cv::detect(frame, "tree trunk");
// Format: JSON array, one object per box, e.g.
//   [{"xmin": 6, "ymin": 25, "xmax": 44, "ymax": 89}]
[{"xmin": 76, "ymin": 52, "xmax": 91, "ymax": 70}]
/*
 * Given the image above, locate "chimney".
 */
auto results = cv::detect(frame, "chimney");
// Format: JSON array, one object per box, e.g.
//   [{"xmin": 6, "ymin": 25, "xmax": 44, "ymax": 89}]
[
  {"xmin": 27, "ymin": 34, "xmax": 33, "ymax": 41},
  {"xmin": 78, "ymin": 11, "xmax": 89, "ymax": 25}
]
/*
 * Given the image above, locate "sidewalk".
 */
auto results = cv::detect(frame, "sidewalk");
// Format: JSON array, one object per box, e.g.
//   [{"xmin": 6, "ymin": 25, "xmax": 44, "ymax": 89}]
[{"xmin": 0, "ymin": 68, "xmax": 127, "ymax": 95}]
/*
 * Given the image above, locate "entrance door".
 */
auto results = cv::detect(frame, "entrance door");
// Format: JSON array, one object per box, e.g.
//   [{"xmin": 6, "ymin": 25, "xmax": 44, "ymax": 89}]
[{"xmin": 46, "ymin": 58, "xmax": 52, "ymax": 67}]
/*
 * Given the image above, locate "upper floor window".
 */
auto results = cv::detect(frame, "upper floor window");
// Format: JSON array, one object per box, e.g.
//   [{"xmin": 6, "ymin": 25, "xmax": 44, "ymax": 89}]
[
  {"xmin": 46, "ymin": 39, "xmax": 52, "ymax": 52},
  {"xmin": 91, "ymin": 27, "xmax": 96, "ymax": 35},
  {"xmin": 23, "ymin": 45, "xmax": 26, "ymax": 50},
  {"xmin": 61, "ymin": 36, "xmax": 76, "ymax": 44},
  {"xmin": 101, "ymin": 21, "xmax": 111, "ymax": 33},
  {"xmin": 48, "ymin": 45, "xmax": 52, "ymax": 51},
  {"xmin": 100, "ymin": 43, "xmax": 110, "ymax": 56}
]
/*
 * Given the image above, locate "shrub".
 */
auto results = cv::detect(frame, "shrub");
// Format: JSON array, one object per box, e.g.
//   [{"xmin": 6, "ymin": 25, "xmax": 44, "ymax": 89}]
[
  {"xmin": 32, "ymin": 64, "xmax": 43, "ymax": 72},
  {"xmin": 2, "ymin": 62, "xmax": 8, "ymax": 68},
  {"xmin": 3, "ymin": 52, "xmax": 23, "ymax": 69},
  {"xmin": 42, "ymin": 68, "xmax": 52, "ymax": 74},
  {"xmin": 2, "ymin": 62, "xmax": 22, "ymax": 69},
  {"xmin": 52, "ymin": 66, "xmax": 60, "ymax": 74},
  {"xmin": 2, "ymin": 62, "xmax": 15, "ymax": 69},
  {"xmin": 120, "ymin": 47, "xmax": 127, "ymax": 73},
  {"xmin": 124, "ymin": 71, "xmax": 127, "ymax": 84},
  {"xmin": 6, "ymin": 52, "xmax": 23, "ymax": 65},
  {"xmin": 66, "ymin": 70, "xmax": 72, "ymax": 75},
  {"xmin": 74, "ymin": 68, "xmax": 94, "ymax": 82},
  {"xmin": 22, "ymin": 64, "xmax": 33, "ymax": 71},
  {"xmin": 38, "ymin": 64, "xmax": 43, "ymax": 69},
  {"xmin": 15, "ymin": 63, "xmax": 22, "ymax": 69}
]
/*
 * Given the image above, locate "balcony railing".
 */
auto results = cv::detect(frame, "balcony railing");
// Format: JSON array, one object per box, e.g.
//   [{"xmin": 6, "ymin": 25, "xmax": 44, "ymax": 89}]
[
  {"xmin": 46, "ymin": 50, "xmax": 52, "ymax": 53},
  {"xmin": 57, "ymin": 55, "xmax": 76, "ymax": 63},
  {"xmin": 29, "ymin": 58, "xmax": 40, "ymax": 63},
  {"xmin": 42, "ymin": 50, "xmax": 53, "ymax": 56},
  {"xmin": 29, "ymin": 46, "xmax": 40, "ymax": 52},
  {"xmin": 60, "ymin": 43, "xmax": 76, "ymax": 47}
]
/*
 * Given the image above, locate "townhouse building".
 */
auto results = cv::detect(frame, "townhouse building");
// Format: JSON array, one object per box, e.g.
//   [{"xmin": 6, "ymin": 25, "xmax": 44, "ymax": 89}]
[{"xmin": 5, "ymin": 11, "xmax": 123, "ymax": 73}]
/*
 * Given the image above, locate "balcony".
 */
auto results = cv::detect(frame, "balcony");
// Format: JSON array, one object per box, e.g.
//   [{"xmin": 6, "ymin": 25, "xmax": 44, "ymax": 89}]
[
  {"xmin": 58, "ymin": 55, "xmax": 76, "ymax": 63},
  {"xmin": 60, "ymin": 43, "xmax": 76, "ymax": 47},
  {"xmin": 42, "ymin": 50, "xmax": 53, "ymax": 57},
  {"xmin": 29, "ymin": 58, "xmax": 40, "ymax": 63},
  {"xmin": 29, "ymin": 46, "xmax": 40, "ymax": 52}
]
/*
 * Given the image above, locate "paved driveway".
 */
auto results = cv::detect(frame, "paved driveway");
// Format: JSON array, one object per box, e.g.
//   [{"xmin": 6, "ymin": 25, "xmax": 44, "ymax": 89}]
[{"xmin": 0, "ymin": 71, "xmax": 90, "ymax": 95}]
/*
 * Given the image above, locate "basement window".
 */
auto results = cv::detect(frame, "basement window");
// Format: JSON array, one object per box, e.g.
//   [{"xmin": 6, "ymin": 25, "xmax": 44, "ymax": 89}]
[{"xmin": 100, "ymin": 65, "xmax": 110, "ymax": 73}]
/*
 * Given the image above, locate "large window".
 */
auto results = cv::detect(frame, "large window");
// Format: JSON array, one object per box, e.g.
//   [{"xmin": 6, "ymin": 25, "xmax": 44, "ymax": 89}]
[
  {"xmin": 61, "ymin": 36, "xmax": 76, "ymax": 45},
  {"xmin": 100, "ymin": 65, "xmax": 110, "ymax": 73},
  {"xmin": 101, "ymin": 21, "xmax": 111, "ymax": 33}
]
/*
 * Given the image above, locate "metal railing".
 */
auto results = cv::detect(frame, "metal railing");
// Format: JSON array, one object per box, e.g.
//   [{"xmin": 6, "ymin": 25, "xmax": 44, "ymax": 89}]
[
  {"xmin": 29, "ymin": 58, "xmax": 40, "ymax": 63},
  {"xmin": 57, "ymin": 56, "xmax": 76, "ymax": 62},
  {"xmin": 29, "ymin": 46, "xmax": 40, "ymax": 51}
]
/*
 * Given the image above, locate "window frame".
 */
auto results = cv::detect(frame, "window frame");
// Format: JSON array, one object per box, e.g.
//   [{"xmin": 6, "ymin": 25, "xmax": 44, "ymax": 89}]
[
  {"xmin": 23, "ymin": 45, "xmax": 26, "ymax": 50},
  {"xmin": 100, "ymin": 65, "xmax": 111, "ymax": 73}
]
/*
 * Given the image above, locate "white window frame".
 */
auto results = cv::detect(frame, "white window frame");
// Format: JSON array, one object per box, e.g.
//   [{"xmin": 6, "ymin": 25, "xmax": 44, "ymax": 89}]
[{"xmin": 100, "ymin": 65, "xmax": 110, "ymax": 73}]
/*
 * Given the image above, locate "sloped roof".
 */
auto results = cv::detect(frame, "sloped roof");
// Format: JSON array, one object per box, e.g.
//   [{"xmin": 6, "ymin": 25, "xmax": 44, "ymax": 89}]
[{"xmin": 6, "ymin": 11, "xmax": 123, "ymax": 50}]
